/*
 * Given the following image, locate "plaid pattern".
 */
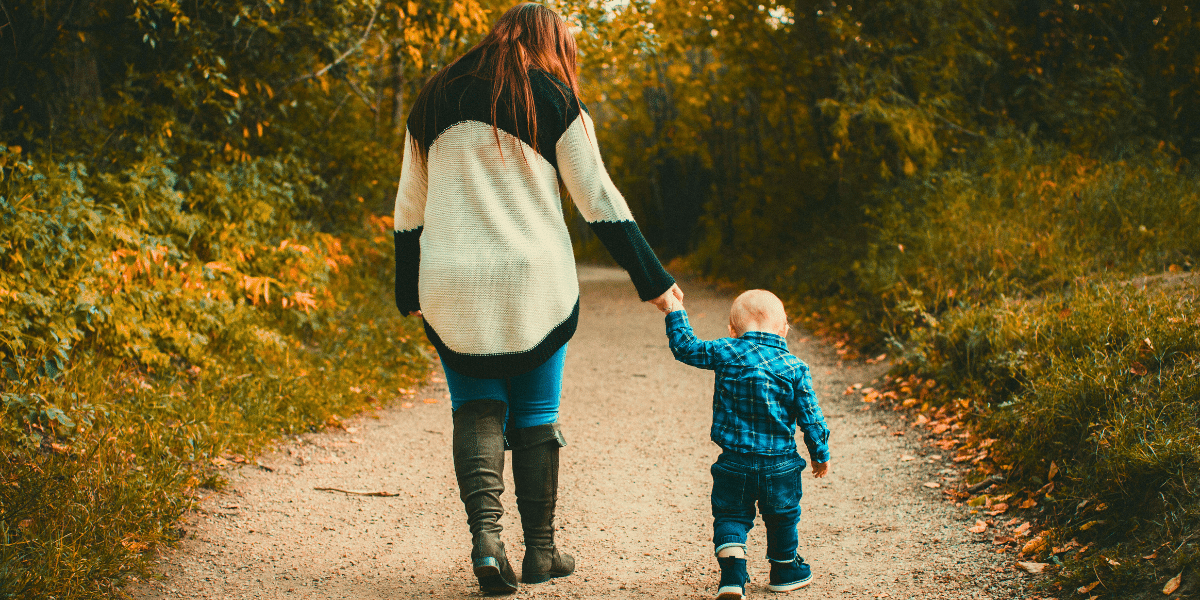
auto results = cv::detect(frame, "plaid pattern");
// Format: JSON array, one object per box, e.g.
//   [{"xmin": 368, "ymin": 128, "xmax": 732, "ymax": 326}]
[{"xmin": 666, "ymin": 310, "xmax": 830, "ymax": 461}]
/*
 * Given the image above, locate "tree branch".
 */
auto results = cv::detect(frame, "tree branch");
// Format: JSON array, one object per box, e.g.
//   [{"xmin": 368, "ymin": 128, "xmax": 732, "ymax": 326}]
[{"xmin": 287, "ymin": 1, "xmax": 382, "ymax": 87}]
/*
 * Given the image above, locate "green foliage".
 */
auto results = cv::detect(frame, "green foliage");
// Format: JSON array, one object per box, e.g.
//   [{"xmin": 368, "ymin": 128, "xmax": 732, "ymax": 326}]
[
  {"xmin": 772, "ymin": 139, "xmax": 1200, "ymax": 594},
  {"xmin": 0, "ymin": 140, "xmax": 433, "ymax": 598}
]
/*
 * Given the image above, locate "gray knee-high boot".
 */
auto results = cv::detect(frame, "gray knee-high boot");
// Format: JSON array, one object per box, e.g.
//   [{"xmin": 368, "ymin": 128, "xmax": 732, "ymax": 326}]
[
  {"xmin": 452, "ymin": 399, "xmax": 518, "ymax": 594},
  {"xmin": 508, "ymin": 423, "xmax": 575, "ymax": 584}
]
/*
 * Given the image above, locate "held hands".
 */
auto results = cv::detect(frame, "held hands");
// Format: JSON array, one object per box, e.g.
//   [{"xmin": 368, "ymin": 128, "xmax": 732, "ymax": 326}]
[
  {"xmin": 812, "ymin": 461, "xmax": 830, "ymax": 479},
  {"xmin": 648, "ymin": 283, "xmax": 685, "ymax": 314}
]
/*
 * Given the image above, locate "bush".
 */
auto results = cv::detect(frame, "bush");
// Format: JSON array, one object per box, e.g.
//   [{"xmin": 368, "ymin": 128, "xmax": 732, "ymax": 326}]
[{"xmin": 0, "ymin": 146, "xmax": 431, "ymax": 599}]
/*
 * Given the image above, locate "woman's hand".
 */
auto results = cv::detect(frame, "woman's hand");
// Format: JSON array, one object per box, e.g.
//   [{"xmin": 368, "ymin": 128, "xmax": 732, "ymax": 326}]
[{"xmin": 648, "ymin": 284, "xmax": 684, "ymax": 314}]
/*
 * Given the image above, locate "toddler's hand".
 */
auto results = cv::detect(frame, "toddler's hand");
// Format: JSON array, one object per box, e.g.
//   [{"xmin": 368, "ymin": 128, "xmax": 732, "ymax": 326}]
[
  {"xmin": 664, "ymin": 293, "xmax": 684, "ymax": 313},
  {"xmin": 812, "ymin": 461, "xmax": 829, "ymax": 478},
  {"xmin": 649, "ymin": 283, "xmax": 685, "ymax": 314}
]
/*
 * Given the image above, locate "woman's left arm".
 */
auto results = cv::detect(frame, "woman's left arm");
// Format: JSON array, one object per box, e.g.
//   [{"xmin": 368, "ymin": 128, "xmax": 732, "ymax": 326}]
[
  {"xmin": 555, "ymin": 110, "xmax": 676, "ymax": 302},
  {"xmin": 393, "ymin": 129, "xmax": 427, "ymax": 316}
]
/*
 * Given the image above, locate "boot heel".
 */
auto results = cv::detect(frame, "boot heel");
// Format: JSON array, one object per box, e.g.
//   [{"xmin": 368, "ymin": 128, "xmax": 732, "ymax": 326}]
[{"xmin": 473, "ymin": 556, "xmax": 518, "ymax": 594}]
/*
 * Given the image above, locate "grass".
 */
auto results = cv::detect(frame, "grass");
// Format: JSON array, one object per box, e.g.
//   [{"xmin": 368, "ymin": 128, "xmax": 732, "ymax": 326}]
[{"xmin": 0, "ymin": 239, "xmax": 431, "ymax": 600}]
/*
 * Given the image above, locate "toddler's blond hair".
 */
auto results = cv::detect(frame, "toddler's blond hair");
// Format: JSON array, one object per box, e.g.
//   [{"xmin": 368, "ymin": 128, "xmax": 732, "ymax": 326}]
[{"xmin": 729, "ymin": 289, "xmax": 788, "ymax": 337}]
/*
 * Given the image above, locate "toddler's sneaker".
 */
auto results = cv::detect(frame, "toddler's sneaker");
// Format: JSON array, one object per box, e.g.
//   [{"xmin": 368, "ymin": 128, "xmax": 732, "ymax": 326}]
[
  {"xmin": 716, "ymin": 556, "xmax": 749, "ymax": 600},
  {"xmin": 766, "ymin": 557, "xmax": 812, "ymax": 592}
]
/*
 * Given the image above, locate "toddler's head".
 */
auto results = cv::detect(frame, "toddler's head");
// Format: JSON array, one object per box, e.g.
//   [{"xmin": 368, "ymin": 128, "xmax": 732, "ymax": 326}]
[{"xmin": 729, "ymin": 289, "xmax": 789, "ymax": 338}]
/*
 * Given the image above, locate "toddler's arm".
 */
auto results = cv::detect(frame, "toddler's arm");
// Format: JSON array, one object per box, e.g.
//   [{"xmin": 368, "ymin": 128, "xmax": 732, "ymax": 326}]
[
  {"xmin": 792, "ymin": 362, "xmax": 832, "ymax": 470},
  {"xmin": 665, "ymin": 310, "xmax": 725, "ymax": 370}
]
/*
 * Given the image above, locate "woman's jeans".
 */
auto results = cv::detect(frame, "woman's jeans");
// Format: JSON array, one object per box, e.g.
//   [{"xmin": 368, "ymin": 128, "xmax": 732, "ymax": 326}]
[
  {"xmin": 441, "ymin": 344, "xmax": 567, "ymax": 431},
  {"xmin": 711, "ymin": 450, "xmax": 806, "ymax": 562}
]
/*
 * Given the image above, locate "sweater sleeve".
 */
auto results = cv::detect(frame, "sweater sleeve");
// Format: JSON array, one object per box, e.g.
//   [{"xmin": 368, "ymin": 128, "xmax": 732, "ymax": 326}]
[
  {"xmin": 793, "ymin": 364, "xmax": 831, "ymax": 463},
  {"xmin": 393, "ymin": 129, "xmax": 427, "ymax": 315},
  {"xmin": 555, "ymin": 111, "xmax": 675, "ymax": 301}
]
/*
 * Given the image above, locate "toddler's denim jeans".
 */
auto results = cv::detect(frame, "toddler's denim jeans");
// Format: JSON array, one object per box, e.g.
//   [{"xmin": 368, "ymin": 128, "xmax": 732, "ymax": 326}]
[{"xmin": 711, "ymin": 450, "xmax": 806, "ymax": 561}]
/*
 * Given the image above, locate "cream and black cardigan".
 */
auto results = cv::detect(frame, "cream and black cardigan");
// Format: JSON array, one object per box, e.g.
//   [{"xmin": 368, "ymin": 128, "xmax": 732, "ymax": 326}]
[{"xmin": 393, "ymin": 59, "xmax": 674, "ymax": 379}]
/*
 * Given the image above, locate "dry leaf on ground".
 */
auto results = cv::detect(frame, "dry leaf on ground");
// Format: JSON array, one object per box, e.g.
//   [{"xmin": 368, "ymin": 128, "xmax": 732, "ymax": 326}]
[
  {"xmin": 1077, "ymin": 581, "xmax": 1100, "ymax": 594},
  {"xmin": 1163, "ymin": 572, "xmax": 1182, "ymax": 595},
  {"xmin": 968, "ymin": 520, "xmax": 988, "ymax": 534},
  {"xmin": 1021, "ymin": 535, "xmax": 1047, "ymax": 556},
  {"xmin": 923, "ymin": 482, "xmax": 941, "ymax": 489},
  {"xmin": 1015, "ymin": 562, "xmax": 1047, "ymax": 574}
]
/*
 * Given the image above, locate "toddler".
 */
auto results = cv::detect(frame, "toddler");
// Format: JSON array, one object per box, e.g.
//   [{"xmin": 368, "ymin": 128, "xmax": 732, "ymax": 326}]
[{"xmin": 663, "ymin": 290, "xmax": 830, "ymax": 599}]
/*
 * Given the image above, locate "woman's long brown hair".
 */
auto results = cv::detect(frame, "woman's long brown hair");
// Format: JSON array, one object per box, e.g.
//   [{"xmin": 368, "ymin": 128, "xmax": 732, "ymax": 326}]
[{"xmin": 407, "ymin": 3, "xmax": 581, "ymax": 163}]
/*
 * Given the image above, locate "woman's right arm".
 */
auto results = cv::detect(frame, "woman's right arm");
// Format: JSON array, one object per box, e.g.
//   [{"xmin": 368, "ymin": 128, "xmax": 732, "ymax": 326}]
[
  {"xmin": 393, "ymin": 130, "xmax": 427, "ymax": 316},
  {"xmin": 555, "ymin": 110, "xmax": 676, "ymax": 302}
]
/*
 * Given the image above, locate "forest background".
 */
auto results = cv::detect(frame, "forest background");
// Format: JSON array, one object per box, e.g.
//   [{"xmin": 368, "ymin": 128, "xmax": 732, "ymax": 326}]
[{"xmin": 1, "ymin": 0, "xmax": 1198, "ymax": 598}]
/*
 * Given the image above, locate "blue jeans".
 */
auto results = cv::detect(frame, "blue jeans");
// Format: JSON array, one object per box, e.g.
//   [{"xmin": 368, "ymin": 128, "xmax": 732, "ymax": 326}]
[
  {"xmin": 711, "ymin": 450, "xmax": 806, "ymax": 562},
  {"xmin": 441, "ymin": 344, "xmax": 567, "ymax": 430}
]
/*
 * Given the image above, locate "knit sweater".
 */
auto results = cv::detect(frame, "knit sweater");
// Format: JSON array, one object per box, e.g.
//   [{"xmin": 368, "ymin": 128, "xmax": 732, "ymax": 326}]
[{"xmin": 393, "ymin": 58, "xmax": 675, "ymax": 379}]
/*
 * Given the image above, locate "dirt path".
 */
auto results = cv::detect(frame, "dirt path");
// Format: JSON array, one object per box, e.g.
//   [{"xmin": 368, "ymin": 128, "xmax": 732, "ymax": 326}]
[{"xmin": 131, "ymin": 267, "xmax": 1035, "ymax": 600}]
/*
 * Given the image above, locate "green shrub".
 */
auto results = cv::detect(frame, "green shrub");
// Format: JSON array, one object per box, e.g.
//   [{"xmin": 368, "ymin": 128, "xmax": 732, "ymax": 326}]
[{"xmin": 0, "ymin": 146, "xmax": 431, "ymax": 599}]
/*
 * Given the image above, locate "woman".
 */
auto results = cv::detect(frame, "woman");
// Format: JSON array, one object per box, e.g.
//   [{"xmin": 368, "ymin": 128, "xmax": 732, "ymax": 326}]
[{"xmin": 393, "ymin": 3, "xmax": 682, "ymax": 594}]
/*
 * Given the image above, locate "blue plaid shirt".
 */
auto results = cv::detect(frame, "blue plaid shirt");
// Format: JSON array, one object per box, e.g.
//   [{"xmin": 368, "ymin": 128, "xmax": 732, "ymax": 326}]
[{"xmin": 666, "ymin": 310, "xmax": 830, "ymax": 461}]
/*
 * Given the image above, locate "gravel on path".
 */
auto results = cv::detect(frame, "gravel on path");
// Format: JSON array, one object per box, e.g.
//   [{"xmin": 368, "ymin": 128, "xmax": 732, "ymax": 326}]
[{"xmin": 129, "ymin": 266, "xmax": 1036, "ymax": 600}]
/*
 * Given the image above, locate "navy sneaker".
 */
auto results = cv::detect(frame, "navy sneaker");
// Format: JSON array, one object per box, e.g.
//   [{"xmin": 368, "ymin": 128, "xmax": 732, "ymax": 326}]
[
  {"xmin": 766, "ymin": 557, "xmax": 812, "ymax": 592},
  {"xmin": 716, "ymin": 556, "xmax": 750, "ymax": 600}
]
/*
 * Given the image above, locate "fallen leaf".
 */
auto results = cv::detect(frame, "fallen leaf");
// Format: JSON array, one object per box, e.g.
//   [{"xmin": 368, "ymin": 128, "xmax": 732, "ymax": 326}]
[
  {"xmin": 1016, "ymin": 561, "xmax": 1048, "ymax": 574},
  {"xmin": 1077, "ymin": 581, "xmax": 1100, "ymax": 594},
  {"xmin": 1143, "ymin": 551, "xmax": 1158, "ymax": 560},
  {"xmin": 915, "ymin": 415, "xmax": 930, "ymax": 426},
  {"xmin": 49, "ymin": 442, "xmax": 70, "ymax": 454},
  {"xmin": 1163, "ymin": 572, "xmax": 1182, "ymax": 595},
  {"xmin": 923, "ymin": 482, "xmax": 941, "ymax": 489},
  {"xmin": 1021, "ymin": 535, "xmax": 1047, "ymax": 556},
  {"xmin": 968, "ymin": 520, "xmax": 989, "ymax": 534},
  {"xmin": 211, "ymin": 456, "xmax": 230, "ymax": 467},
  {"xmin": 17, "ymin": 519, "xmax": 32, "ymax": 529},
  {"xmin": 401, "ymin": 402, "xmax": 414, "ymax": 408},
  {"xmin": 1004, "ymin": 517, "xmax": 1023, "ymax": 527},
  {"xmin": 1013, "ymin": 522, "xmax": 1032, "ymax": 536},
  {"xmin": 1048, "ymin": 461, "xmax": 1058, "ymax": 480},
  {"xmin": 902, "ymin": 398, "xmax": 919, "ymax": 408},
  {"xmin": 986, "ymin": 503, "xmax": 1010, "ymax": 516},
  {"xmin": 993, "ymin": 536, "xmax": 1015, "ymax": 545},
  {"xmin": 1104, "ymin": 557, "xmax": 1120, "ymax": 567},
  {"xmin": 1019, "ymin": 498, "xmax": 1038, "ymax": 509},
  {"xmin": 423, "ymin": 398, "xmax": 439, "ymax": 404},
  {"xmin": 900, "ymin": 455, "xmax": 917, "ymax": 462},
  {"xmin": 1036, "ymin": 482, "xmax": 1055, "ymax": 496}
]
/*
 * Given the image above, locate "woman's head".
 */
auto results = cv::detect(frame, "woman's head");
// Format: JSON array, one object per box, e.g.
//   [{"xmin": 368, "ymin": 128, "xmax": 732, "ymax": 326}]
[
  {"xmin": 407, "ymin": 3, "xmax": 581, "ymax": 161},
  {"xmin": 480, "ymin": 3, "xmax": 579, "ymax": 87}
]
